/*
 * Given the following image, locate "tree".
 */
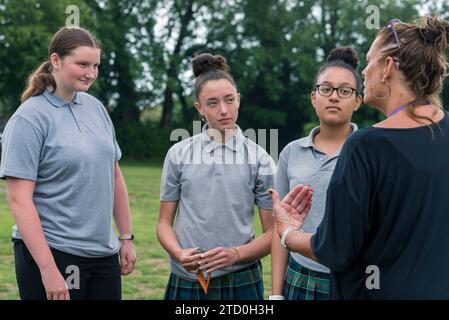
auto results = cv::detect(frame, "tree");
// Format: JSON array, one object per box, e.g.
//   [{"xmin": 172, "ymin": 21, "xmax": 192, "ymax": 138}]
[
  {"xmin": 315, "ymin": 0, "xmax": 424, "ymax": 128},
  {"xmin": 85, "ymin": 0, "xmax": 143, "ymax": 124},
  {"xmin": 0, "ymin": 0, "xmax": 95, "ymax": 116},
  {"xmin": 138, "ymin": 0, "xmax": 239, "ymax": 129}
]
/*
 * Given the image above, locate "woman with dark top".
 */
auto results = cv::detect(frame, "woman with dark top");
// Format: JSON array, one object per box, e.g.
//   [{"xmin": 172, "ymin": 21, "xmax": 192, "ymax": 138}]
[{"xmin": 270, "ymin": 15, "xmax": 449, "ymax": 299}]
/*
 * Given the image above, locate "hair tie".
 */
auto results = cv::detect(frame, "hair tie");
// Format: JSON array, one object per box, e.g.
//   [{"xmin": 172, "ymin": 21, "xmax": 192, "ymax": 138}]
[{"xmin": 46, "ymin": 60, "xmax": 53, "ymax": 72}]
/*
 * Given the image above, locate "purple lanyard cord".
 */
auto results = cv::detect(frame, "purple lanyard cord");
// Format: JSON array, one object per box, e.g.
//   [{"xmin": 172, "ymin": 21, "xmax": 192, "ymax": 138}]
[{"xmin": 388, "ymin": 102, "xmax": 413, "ymax": 118}]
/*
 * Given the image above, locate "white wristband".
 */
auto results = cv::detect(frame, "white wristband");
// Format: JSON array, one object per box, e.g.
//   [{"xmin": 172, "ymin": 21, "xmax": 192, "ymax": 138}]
[
  {"xmin": 280, "ymin": 226, "xmax": 299, "ymax": 249},
  {"xmin": 268, "ymin": 295, "xmax": 285, "ymax": 300}
]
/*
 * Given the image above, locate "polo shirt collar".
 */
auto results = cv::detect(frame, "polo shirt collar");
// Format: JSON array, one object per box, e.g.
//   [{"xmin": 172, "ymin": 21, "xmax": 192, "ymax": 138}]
[
  {"xmin": 201, "ymin": 123, "xmax": 244, "ymax": 153},
  {"xmin": 43, "ymin": 88, "xmax": 81, "ymax": 108},
  {"xmin": 299, "ymin": 122, "xmax": 358, "ymax": 148}
]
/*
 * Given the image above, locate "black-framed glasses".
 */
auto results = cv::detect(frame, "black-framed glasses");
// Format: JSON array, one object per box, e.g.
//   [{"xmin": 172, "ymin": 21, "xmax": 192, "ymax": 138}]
[
  {"xmin": 315, "ymin": 84, "xmax": 357, "ymax": 99},
  {"xmin": 386, "ymin": 19, "xmax": 403, "ymax": 67}
]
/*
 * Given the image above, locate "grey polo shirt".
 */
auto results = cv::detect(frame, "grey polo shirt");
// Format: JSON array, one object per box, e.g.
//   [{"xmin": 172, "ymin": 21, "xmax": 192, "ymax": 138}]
[
  {"xmin": 160, "ymin": 125, "xmax": 276, "ymax": 281},
  {"xmin": 275, "ymin": 123, "xmax": 358, "ymax": 273},
  {"xmin": 0, "ymin": 89, "xmax": 122, "ymax": 258}
]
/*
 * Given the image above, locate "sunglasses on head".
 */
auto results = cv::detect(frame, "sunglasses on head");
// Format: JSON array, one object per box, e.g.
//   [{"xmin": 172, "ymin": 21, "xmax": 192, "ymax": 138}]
[{"xmin": 386, "ymin": 19, "xmax": 403, "ymax": 67}]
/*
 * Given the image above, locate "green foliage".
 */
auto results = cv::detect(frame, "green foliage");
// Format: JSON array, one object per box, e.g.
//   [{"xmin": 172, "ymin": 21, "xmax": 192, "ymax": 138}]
[
  {"xmin": 85, "ymin": 0, "xmax": 144, "ymax": 124},
  {"xmin": 230, "ymin": 0, "xmax": 321, "ymax": 146},
  {"xmin": 1, "ymin": 0, "xmax": 448, "ymax": 160},
  {"xmin": 115, "ymin": 122, "xmax": 175, "ymax": 160},
  {"xmin": 0, "ymin": 0, "xmax": 95, "ymax": 116}
]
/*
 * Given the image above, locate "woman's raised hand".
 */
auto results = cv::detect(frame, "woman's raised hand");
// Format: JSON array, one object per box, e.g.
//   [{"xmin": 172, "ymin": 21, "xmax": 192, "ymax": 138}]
[{"xmin": 269, "ymin": 184, "xmax": 313, "ymax": 237}]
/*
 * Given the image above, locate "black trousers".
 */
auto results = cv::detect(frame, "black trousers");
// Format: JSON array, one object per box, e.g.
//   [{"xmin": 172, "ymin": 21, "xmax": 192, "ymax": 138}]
[{"xmin": 13, "ymin": 239, "xmax": 121, "ymax": 300}]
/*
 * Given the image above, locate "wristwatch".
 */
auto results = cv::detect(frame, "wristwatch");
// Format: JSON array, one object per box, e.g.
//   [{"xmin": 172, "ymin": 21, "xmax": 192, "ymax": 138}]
[{"xmin": 280, "ymin": 226, "xmax": 299, "ymax": 249}]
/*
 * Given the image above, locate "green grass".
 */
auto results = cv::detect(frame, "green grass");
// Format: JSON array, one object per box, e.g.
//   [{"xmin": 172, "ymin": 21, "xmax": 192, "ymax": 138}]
[
  {"xmin": 0, "ymin": 162, "xmax": 272, "ymax": 300},
  {"xmin": 0, "ymin": 182, "xmax": 17, "ymax": 299}
]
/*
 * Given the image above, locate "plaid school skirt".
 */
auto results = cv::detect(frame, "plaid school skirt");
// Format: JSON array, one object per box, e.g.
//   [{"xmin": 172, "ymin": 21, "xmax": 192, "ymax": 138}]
[
  {"xmin": 283, "ymin": 256, "xmax": 330, "ymax": 300},
  {"xmin": 164, "ymin": 261, "xmax": 264, "ymax": 300}
]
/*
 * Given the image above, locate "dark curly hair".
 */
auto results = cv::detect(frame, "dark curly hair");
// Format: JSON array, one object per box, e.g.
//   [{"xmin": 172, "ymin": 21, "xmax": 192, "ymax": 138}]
[
  {"xmin": 192, "ymin": 53, "xmax": 236, "ymax": 99},
  {"xmin": 314, "ymin": 46, "xmax": 362, "ymax": 94}
]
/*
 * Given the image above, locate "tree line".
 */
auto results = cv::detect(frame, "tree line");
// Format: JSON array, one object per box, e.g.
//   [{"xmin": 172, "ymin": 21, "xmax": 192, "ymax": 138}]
[{"xmin": 1, "ymin": 0, "xmax": 448, "ymax": 160}]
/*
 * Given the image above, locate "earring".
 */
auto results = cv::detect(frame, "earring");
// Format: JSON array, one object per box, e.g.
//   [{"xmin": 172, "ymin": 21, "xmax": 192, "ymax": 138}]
[
  {"xmin": 371, "ymin": 81, "xmax": 391, "ymax": 100},
  {"xmin": 200, "ymin": 113, "xmax": 206, "ymax": 122}
]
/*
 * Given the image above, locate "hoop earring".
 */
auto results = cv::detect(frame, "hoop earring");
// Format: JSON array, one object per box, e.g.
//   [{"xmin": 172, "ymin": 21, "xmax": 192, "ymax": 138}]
[{"xmin": 372, "ymin": 81, "xmax": 391, "ymax": 100}]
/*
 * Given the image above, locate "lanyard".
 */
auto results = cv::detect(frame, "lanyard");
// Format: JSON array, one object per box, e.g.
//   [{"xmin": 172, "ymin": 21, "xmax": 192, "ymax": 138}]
[
  {"xmin": 197, "ymin": 270, "xmax": 211, "ymax": 294},
  {"xmin": 388, "ymin": 101, "xmax": 414, "ymax": 118}
]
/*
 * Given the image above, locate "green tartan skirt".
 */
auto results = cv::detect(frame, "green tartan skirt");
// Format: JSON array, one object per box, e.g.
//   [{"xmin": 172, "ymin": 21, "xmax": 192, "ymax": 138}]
[
  {"xmin": 164, "ymin": 261, "xmax": 264, "ymax": 300},
  {"xmin": 283, "ymin": 256, "xmax": 330, "ymax": 300}
]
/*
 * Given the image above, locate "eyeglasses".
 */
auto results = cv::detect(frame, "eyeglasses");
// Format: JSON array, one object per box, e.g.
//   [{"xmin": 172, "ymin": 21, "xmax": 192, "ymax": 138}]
[
  {"xmin": 386, "ymin": 19, "xmax": 403, "ymax": 67},
  {"xmin": 315, "ymin": 84, "xmax": 357, "ymax": 99}
]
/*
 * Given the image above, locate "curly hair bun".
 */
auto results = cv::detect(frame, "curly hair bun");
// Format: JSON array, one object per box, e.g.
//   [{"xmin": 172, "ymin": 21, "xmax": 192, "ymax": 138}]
[
  {"xmin": 192, "ymin": 53, "xmax": 230, "ymax": 77},
  {"xmin": 326, "ymin": 46, "xmax": 359, "ymax": 69},
  {"xmin": 420, "ymin": 16, "xmax": 449, "ymax": 51}
]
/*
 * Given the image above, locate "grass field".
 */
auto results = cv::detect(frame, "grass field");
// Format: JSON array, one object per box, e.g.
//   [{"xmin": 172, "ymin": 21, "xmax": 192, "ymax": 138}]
[{"xmin": 0, "ymin": 162, "xmax": 272, "ymax": 300}]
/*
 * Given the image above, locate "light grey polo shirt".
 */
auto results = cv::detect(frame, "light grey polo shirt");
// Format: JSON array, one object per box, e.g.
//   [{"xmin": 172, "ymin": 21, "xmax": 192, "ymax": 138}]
[
  {"xmin": 160, "ymin": 125, "xmax": 276, "ymax": 281},
  {"xmin": 275, "ymin": 123, "xmax": 358, "ymax": 273},
  {"xmin": 0, "ymin": 89, "xmax": 122, "ymax": 258}
]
